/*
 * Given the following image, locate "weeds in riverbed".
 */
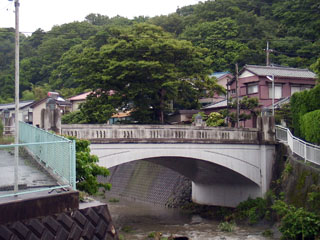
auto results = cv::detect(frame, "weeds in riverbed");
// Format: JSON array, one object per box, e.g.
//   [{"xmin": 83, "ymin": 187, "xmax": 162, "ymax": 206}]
[
  {"xmin": 218, "ymin": 221, "xmax": 236, "ymax": 232},
  {"xmin": 122, "ymin": 225, "xmax": 133, "ymax": 233},
  {"xmin": 262, "ymin": 229, "xmax": 273, "ymax": 238},
  {"xmin": 181, "ymin": 202, "xmax": 232, "ymax": 220},
  {"xmin": 109, "ymin": 198, "xmax": 120, "ymax": 203}
]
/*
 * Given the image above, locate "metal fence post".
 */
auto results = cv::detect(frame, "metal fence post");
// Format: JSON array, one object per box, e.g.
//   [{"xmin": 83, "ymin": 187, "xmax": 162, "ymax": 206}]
[
  {"xmin": 70, "ymin": 140, "xmax": 76, "ymax": 190},
  {"xmin": 304, "ymin": 144, "xmax": 307, "ymax": 163}
]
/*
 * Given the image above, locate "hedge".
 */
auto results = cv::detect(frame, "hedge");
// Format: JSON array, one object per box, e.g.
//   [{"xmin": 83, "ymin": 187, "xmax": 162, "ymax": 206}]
[
  {"xmin": 290, "ymin": 84, "xmax": 320, "ymax": 138},
  {"xmin": 300, "ymin": 110, "xmax": 320, "ymax": 145}
]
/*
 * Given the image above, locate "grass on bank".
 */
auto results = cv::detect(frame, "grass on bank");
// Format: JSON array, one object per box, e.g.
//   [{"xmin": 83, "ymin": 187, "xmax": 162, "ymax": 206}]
[{"xmin": 0, "ymin": 136, "xmax": 14, "ymax": 145}]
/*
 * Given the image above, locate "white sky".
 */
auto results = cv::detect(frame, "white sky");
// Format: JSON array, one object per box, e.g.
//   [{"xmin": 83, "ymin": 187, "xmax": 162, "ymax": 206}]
[{"xmin": 0, "ymin": 0, "xmax": 199, "ymax": 33}]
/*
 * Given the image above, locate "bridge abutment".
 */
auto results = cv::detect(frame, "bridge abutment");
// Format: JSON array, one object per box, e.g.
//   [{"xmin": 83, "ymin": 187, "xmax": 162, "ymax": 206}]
[{"xmin": 192, "ymin": 182, "xmax": 261, "ymax": 207}]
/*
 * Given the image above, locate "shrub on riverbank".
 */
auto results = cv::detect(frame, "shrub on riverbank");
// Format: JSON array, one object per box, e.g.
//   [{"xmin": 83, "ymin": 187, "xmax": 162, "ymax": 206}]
[
  {"xmin": 272, "ymin": 200, "xmax": 320, "ymax": 239},
  {"xmin": 235, "ymin": 197, "xmax": 270, "ymax": 225}
]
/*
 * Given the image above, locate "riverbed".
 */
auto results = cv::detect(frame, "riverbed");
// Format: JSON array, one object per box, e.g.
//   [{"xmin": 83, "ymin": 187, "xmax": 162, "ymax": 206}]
[{"xmin": 97, "ymin": 196, "xmax": 280, "ymax": 240}]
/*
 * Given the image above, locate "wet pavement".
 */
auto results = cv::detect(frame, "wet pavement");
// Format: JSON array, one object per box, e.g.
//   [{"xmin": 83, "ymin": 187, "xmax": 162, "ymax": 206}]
[{"xmin": 0, "ymin": 149, "xmax": 58, "ymax": 198}]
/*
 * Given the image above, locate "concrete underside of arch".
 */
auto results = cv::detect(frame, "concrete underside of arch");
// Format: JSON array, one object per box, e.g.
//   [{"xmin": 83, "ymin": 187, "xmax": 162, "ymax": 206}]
[{"xmin": 91, "ymin": 143, "xmax": 275, "ymax": 207}]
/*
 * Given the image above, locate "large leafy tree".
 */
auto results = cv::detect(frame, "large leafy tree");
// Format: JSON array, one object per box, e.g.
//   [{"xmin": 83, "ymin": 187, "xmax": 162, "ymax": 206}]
[
  {"xmin": 58, "ymin": 23, "xmax": 214, "ymax": 123},
  {"xmin": 181, "ymin": 18, "xmax": 249, "ymax": 72}
]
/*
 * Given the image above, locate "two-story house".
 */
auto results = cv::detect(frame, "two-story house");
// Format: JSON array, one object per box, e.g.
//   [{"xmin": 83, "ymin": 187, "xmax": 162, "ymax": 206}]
[
  {"xmin": 229, "ymin": 65, "xmax": 316, "ymax": 107},
  {"xmin": 199, "ymin": 72, "xmax": 234, "ymax": 107},
  {"xmin": 203, "ymin": 65, "xmax": 317, "ymax": 127}
]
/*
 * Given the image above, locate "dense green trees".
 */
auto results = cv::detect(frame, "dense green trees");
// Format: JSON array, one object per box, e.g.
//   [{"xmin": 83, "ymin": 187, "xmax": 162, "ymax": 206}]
[
  {"xmin": 0, "ymin": 0, "xmax": 319, "ymax": 122},
  {"xmin": 59, "ymin": 24, "xmax": 212, "ymax": 123}
]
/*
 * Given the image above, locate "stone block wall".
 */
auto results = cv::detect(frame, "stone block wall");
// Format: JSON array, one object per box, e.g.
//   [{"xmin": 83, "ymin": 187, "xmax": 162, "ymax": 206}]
[
  {"xmin": 99, "ymin": 160, "xmax": 191, "ymax": 207},
  {"xmin": 0, "ymin": 204, "xmax": 118, "ymax": 240}
]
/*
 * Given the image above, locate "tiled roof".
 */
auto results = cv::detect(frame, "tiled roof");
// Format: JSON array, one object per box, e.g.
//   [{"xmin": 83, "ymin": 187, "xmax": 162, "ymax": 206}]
[
  {"xmin": 210, "ymin": 72, "xmax": 231, "ymax": 79},
  {"xmin": 245, "ymin": 65, "xmax": 316, "ymax": 78},
  {"xmin": 68, "ymin": 92, "xmax": 92, "ymax": 101},
  {"xmin": 202, "ymin": 99, "xmax": 228, "ymax": 110}
]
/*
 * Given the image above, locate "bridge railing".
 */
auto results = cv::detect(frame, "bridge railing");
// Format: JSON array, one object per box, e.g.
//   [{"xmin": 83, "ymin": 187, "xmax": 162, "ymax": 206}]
[
  {"xmin": 0, "ymin": 122, "xmax": 76, "ymax": 198},
  {"xmin": 275, "ymin": 125, "xmax": 320, "ymax": 165},
  {"xmin": 61, "ymin": 124, "xmax": 263, "ymax": 144}
]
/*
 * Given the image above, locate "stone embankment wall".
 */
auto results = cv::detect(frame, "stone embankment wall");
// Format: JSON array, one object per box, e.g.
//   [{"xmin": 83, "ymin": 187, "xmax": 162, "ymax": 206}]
[
  {"xmin": 99, "ymin": 160, "xmax": 191, "ymax": 207},
  {"xmin": 0, "ymin": 204, "xmax": 119, "ymax": 240},
  {"xmin": 273, "ymin": 143, "xmax": 320, "ymax": 210}
]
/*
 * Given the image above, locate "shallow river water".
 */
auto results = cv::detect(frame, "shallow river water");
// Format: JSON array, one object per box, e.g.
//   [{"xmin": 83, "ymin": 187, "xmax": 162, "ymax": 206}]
[{"xmin": 98, "ymin": 197, "xmax": 280, "ymax": 240}]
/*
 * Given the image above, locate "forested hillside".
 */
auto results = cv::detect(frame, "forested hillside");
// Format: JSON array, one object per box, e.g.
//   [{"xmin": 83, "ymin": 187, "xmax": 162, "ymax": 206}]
[{"xmin": 0, "ymin": 0, "xmax": 319, "ymax": 106}]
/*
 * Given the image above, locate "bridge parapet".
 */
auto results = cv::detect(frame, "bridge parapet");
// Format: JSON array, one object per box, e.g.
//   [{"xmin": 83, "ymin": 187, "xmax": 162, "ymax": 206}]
[{"xmin": 61, "ymin": 124, "xmax": 273, "ymax": 144}]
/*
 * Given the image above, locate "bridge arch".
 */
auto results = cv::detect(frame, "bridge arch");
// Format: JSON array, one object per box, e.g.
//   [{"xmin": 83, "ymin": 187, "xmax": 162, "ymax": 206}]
[
  {"xmin": 90, "ymin": 143, "xmax": 274, "ymax": 207},
  {"xmin": 92, "ymin": 144, "xmax": 262, "ymax": 187}
]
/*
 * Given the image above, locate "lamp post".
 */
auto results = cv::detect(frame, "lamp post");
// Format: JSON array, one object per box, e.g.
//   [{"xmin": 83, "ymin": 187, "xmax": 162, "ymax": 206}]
[{"xmin": 266, "ymin": 75, "xmax": 275, "ymax": 116}]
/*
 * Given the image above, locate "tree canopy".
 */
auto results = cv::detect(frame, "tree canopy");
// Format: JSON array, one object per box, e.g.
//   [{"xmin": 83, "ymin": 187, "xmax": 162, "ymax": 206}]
[
  {"xmin": 58, "ymin": 24, "xmax": 212, "ymax": 123},
  {"xmin": 0, "ymin": 0, "xmax": 319, "ymax": 123}
]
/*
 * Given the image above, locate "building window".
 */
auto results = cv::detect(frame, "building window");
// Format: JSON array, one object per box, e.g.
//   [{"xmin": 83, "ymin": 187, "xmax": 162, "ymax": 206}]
[
  {"xmin": 291, "ymin": 85, "xmax": 312, "ymax": 95},
  {"xmin": 231, "ymin": 89, "xmax": 236, "ymax": 94},
  {"xmin": 269, "ymin": 84, "xmax": 282, "ymax": 99},
  {"xmin": 247, "ymin": 83, "xmax": 258, "ymax": 94}
]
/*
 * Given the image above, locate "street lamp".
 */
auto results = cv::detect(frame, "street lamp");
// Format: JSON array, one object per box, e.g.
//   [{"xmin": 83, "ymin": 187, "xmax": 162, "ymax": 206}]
[{"xmin": 266, "ymin": 75, "xmax": 275, "ymax": 116}]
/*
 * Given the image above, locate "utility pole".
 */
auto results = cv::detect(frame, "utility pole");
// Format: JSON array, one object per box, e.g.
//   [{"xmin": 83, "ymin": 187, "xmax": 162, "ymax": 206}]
[
  {"xmin": 14, "ymin": 0, "xmax": 20, "ymax": 194},
  {"xmin": 235, "ymin": 63, "xmax": 239, "ymax": 128},
  {"xmin": 272, "ymin": 74, "xmax": 275, "ymax": 116},
  {"xmin": 266, "ymin": 41, "xmax": 270, "ymax": 66}
]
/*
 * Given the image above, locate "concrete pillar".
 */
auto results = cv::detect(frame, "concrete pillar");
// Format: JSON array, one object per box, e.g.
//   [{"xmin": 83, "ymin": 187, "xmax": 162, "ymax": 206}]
[
  {"xmin": 258, "ymin": 116, "xmax": 275, "ymax": 143},
  {"xmin": 259, "ymin": 144, "xmax": 275, "ymax": 196},
  {"xmin": 41, "ymin": 98, "xmax": 61, "ymax": 134},
  {"xmin": 192, "ymin": 182, "xmax": 261, "ymax": 207}
]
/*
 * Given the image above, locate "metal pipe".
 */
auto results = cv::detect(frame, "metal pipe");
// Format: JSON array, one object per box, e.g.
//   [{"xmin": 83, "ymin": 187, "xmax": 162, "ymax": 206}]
[{"xmin": 14, "ymin": 0, "xmax": 20, "ymax": 194}]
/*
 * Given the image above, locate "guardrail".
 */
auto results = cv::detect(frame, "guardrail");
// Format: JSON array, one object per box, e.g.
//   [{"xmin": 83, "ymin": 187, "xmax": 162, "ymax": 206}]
[
  {"xmin": 275, "ymin": 125, "xmax": 320, "ymax": 165},
  {"xmin": 0, "ymin": 122, "xmax": 76, "ymax": 198}
]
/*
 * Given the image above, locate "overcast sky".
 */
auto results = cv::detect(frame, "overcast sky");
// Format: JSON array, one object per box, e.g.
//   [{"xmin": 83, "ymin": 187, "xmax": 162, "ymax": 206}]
[{"xmin": 0, "ymin": 0, "xmax": 199, "ymax": 33}]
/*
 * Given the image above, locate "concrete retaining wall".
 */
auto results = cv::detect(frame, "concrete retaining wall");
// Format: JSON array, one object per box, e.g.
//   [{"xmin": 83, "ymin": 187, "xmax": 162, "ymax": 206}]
[{"xmin": 99, "ymin": 160, "xmax": 191, "ymax": 207}]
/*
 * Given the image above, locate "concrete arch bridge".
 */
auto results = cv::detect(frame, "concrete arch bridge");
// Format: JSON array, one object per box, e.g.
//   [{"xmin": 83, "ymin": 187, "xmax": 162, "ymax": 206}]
[{"xmin": 61, "ymin": 119, "xmax": 275, "ymax": 207}]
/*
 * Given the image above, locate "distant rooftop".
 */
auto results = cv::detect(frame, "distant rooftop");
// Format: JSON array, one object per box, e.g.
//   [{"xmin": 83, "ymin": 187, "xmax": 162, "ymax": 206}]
[
  {"xmin": 210, "ymin": 72, "xmax": 231, "ymax": 79},
  {"xmin": 245, "ymin": 65, "xmax": 316, "ymax": 79},
  {"xmin": 202, "ymin": 99, "xmax": 228, "ymax": 110},
  {"xmin": 68, "ymin": 92, "xmax": 92, "ymax": 101},
  {"xmin": 0, "ymin": 100, "xmax": 34, "ymax": 111}
]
